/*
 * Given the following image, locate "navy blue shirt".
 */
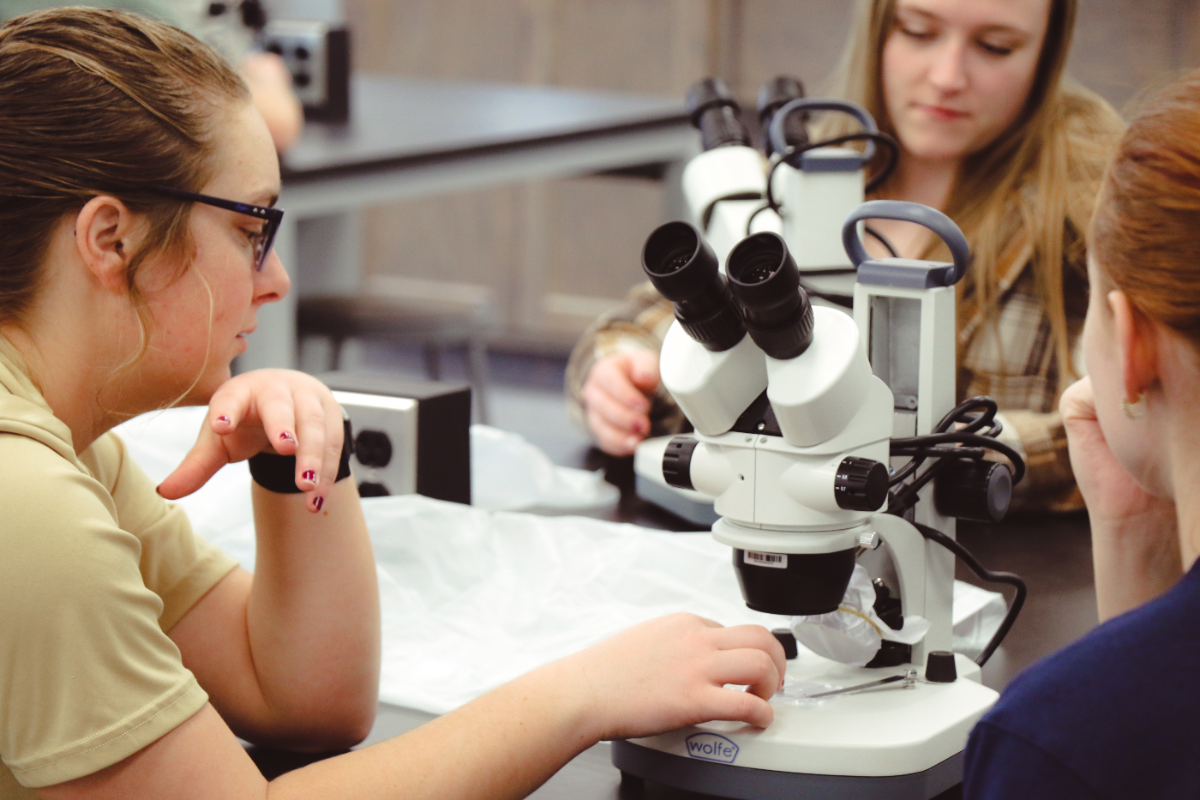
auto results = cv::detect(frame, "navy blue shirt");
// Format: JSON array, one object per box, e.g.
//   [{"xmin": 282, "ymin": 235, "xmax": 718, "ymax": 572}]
[{"xmin": 964, "ymin": 560, "xmax": 1200, "ymax": 798}]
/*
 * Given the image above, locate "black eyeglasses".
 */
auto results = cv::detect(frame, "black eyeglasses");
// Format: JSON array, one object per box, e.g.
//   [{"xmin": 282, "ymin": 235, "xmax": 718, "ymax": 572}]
[{"xmin": 150, "ymin": 185, "xmax": 284, "ymax": 272}]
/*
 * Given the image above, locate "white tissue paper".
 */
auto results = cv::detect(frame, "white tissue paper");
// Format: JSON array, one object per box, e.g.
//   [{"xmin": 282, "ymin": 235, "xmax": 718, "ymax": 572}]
[
  {"xmin": 114, "ymin": 407, "xmax": 1007, "ymax": 715},
  {"xmin": 791, "ymin": 564, "xmax": 932, "ymax": 667},
  {"xmin": 469, "ymin": 424, "xmax": 618, "ymax": 512},
  {"xmin": 115, "ymin": 411, "xmax": 616, "ymax": 516}
]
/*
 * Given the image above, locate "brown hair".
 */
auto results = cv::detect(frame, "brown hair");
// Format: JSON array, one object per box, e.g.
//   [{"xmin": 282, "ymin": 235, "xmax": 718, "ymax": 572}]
[
  {"xmin": 1091, "ymin": 70, "xmax": 1200, "ymax": 347},
  {"xmin": 0, "ymin": 6, "xmax": 249, "ymax": 335},
  {"xmin": 822, "ymin": 0, "xmax": 1124, "ymax": 388}
]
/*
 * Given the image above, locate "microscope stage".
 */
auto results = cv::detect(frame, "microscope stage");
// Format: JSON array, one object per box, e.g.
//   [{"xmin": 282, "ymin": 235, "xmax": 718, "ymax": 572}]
[{"xmin": 617, "ymin": 651, "xmax": 995, "ymax": 793}]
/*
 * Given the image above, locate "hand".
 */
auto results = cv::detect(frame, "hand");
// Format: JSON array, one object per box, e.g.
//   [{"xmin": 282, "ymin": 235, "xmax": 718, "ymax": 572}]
[
  {"xmin": 582, "ymin": 350, "xmax": 661, "ymax": 456},
  {"xmin": 157, "ymin": 369, "xmax": 345, "ymax": 512},
  {"xmin": 1060, "ymin": 376, "xmax": 1174, "ymax": 525},
  {"xmin": 559, "ymin": 613, "xmax": 786, "ymax": 742},
  {"xmin": 1061, "ymin": 377, "xmax": 1180, "ymax": 619}
]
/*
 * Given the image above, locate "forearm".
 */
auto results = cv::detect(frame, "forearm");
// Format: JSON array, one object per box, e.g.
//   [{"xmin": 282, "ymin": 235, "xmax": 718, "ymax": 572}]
[
  {"xmin": 1092, "ymin": 510, "xmax": 1182, "ymax": 621},
  {"xmin": 269, "ymin": 660, "xmax": 594, "ymax": 800},
  {"xmin": 248, "ymin": 477, "xmax": 380, "ymax": 741}
]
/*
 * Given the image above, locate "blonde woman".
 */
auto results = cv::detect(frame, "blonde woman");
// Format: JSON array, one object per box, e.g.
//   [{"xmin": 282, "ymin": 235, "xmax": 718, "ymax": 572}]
[{"xmin": 568, "ymin": 0, "xmax": 1123, "ymax": 511}]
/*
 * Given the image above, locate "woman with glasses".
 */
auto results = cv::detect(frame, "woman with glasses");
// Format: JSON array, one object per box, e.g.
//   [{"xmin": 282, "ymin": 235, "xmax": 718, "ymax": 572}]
[{"xmin": 0, "ymin": 9, "xmax": 784, "ymax": 800}]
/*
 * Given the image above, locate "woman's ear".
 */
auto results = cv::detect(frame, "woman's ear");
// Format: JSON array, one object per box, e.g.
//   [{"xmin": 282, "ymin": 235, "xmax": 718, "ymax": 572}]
[
  {"xmin": 73, "ymin": 195, "xmax": 143, "ymax": 293},
  {"xmin": 1108, "ymin": 289, "xmax": 1159, "ymax": 403}
]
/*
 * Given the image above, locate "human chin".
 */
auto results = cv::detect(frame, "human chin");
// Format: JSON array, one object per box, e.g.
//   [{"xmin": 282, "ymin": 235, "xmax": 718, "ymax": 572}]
[{"xmin": 898, "ymin": 125, "xmax": 975, "ymax": 162}]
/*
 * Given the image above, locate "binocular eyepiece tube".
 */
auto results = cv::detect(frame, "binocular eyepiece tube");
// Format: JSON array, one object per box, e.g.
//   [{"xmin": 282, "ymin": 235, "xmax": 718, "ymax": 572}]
[
  {"xmin": 642, "ymin": 221, "xmax": 746, "ymax": 352},
  {"xmin": 726, "ymin": 232, "xmax": 814, "ymax": 360}
]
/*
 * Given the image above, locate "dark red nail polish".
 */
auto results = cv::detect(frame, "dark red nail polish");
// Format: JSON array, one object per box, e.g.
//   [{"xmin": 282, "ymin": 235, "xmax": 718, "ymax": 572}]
[
  {"xmin": 217, "ymin": 415, "xmax": 231, "ymax": 425},
  {"xmin": 280, "ymin": 431, "xmax": 295, "ymax": 442},
  {"xmin": 303, "ymin": 470, "xmax": 316, "ymax": 483},
  {"xmin": 313, "ymin": 496, "xmax": 325, "ymax": 512}
]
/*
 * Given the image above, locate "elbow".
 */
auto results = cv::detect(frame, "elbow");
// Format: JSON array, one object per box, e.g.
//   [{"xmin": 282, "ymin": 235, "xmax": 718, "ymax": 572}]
[{"xmin": 284, "ymin": 703, "xmax": 376, "ymax": 752}]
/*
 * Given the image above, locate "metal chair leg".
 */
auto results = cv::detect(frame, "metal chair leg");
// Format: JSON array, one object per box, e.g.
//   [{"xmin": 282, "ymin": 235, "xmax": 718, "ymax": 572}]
[
  {"xmin": 466, "ymin": 335, "xmax": 490, "ymax": 424},
  {"xmin": 422, "ymin": 341, "xmax": 442, "ymax": 380}
]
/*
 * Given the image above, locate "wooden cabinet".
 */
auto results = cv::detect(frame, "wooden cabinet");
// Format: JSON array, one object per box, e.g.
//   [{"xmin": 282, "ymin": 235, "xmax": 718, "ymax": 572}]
[{"xmin": 341, "ymin": 0, "xmax": 1199, "ymax": 353}]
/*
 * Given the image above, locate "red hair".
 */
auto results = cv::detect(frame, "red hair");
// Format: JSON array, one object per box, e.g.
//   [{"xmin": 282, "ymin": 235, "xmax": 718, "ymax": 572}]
[{"xmin": 1091, "ymin": 71, "xmax": 1200, "ymax": 346}]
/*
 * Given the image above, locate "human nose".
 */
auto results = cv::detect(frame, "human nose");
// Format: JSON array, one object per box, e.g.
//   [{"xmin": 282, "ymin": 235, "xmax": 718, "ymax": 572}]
[
  {"xmin": 927, "ymin": 36, "xmax": 969, "ymax": 93},
  {"xmin": 254, "ymin": 249, "xmax": 291, "ymax": 304}
]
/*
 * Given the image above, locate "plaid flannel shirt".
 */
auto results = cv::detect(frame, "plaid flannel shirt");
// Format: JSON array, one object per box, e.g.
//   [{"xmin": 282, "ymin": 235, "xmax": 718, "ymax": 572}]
[{"xmin": 567, "ymin": 255, "xmax": 1086, "ymax": 513}]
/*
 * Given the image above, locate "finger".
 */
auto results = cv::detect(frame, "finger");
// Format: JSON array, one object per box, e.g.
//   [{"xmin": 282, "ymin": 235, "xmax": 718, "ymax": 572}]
[
  {"xmin": 587, "ymin": 385, "xmax": 650, "ymax": 438},
  {"xmin": 256, "ymin": 382, "xmax": 299, "ymax": 456},
  {"xmin": 626, "ymin": 350, "xmax": 661, "ymax": 393},
  {"xmin": 708, "ymin": 649, "xmax": 783, "ymax": 703},
  {"xmin": 311, "ymin": 395, "xmax": 344, "ymax": 513},
  {"xmin": 589, "ymin": 411, "xmax": 640, "ymax": 456},
  {"xmin": 700, "ymin": 685, "xmax": 775, "ymax": 729},
  {"xmin": 591, "ymin": 357, "xmax": 652, "ymax": 413},
  {"xmin": 157, "ymin": 428, "xmax": 233, "ymax": 500},
  {"xmin": 206, "ymin": 378, "xmax": 255, "ymax": 434},
  {"xmin": 712, "ymin": 625, "xmax": 788, "ymax": 683},
  {"xmin": 290, "ymin": 387, "xmax": 328, "ymax": 497},
  {"xmin": 1059, "ymin": 377, "xmax": 1096, "ymax": 422}
]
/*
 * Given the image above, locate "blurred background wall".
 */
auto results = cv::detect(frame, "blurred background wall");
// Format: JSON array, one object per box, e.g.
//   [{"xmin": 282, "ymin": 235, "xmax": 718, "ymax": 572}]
[{"xmin": 339, "ymin": 0, "xmax": 1200, "ymax": 354}]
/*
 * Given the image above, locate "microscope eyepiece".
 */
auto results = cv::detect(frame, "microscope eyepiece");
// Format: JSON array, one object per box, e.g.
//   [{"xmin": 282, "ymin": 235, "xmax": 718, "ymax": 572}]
[
  {"xmin": 725, "ymin": 232, "xmax": 814, "ymax": 360},
  {"xmin": 642, "ymin": 221, "xmax": 745, "ymax": 352},
  {"xmin": 757, "ymin": 76, "xmax": 808, "ymax": 157},
  {"xmin": 685, "ymin": 77, "xmax": 751, "ymax": 151}
]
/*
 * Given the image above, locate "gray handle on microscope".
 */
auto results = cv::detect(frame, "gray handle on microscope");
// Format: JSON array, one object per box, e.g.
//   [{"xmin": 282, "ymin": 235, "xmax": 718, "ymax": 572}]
[
  {"xmin": 842, "ymin": 200, "xmax": 971, "ymax": 289},
  {"xmin": 768, "ymin": 98, "xmax": 879, "ymax": 166}
]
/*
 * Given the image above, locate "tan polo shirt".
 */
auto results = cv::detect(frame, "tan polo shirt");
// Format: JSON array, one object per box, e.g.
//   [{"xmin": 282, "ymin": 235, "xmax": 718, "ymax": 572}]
[{"xmin": 0, "ymin": 342, "xmax": 238, "ymax": 796}]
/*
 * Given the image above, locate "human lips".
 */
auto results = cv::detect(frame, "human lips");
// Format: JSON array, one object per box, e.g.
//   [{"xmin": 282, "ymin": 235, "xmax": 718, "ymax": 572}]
[{"xmin": 915, "ymin": 103, "xmax": 969, "ymax": 121}]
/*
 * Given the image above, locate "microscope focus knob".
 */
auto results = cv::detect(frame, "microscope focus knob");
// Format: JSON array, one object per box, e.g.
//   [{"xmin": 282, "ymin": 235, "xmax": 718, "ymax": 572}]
[
  {"xmin": 662, "ymin": 436, "xmax": 700, "ymax": 491},
  {"xmin": 834, "ymin": 457, "xmax": 889, "ymax": 512}
]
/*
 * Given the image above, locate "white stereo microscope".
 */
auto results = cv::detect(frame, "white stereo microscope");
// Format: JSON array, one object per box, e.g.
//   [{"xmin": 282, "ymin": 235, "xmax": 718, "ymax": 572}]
[{"xmin": 616, "ymin": 78, "xmax": 1026, "ymax": 799}]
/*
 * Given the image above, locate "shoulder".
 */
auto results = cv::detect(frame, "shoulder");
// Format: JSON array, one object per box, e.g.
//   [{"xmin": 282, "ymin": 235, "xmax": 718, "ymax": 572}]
[
  {"xmin": 0, "ymin": 430, "xmax": 119, "ymax": 532},
  {"xmin": 970, "ymin": 568, "xmax": 1200, "ymax": 797}
]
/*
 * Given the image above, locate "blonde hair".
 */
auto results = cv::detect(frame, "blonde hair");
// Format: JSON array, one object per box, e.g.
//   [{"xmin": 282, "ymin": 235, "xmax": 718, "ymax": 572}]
[{"xmin": 821, "ymin": 0, "xmax": 1124, "ymax": 387}]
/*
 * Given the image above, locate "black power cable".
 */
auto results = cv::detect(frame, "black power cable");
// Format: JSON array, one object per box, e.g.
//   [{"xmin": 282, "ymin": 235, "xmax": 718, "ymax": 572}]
[{"xmin": 912, "ymin": 521, "xmax": 1027, "ymax": 667}]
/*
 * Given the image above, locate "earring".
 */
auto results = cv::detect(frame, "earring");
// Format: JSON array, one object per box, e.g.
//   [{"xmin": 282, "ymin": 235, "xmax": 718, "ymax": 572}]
[{"xmin": 1121, "ymin": 394, "xmax": 1147, "ymax": 419}]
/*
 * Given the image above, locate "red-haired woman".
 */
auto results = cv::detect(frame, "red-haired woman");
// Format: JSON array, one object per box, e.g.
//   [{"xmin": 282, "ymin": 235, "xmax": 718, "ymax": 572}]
[{"xmin": 963, "ymin": 71, "xmax": 1200, "ymax": 796}]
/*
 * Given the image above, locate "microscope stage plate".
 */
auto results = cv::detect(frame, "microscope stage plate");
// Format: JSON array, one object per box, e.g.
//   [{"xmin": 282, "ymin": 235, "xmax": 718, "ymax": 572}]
[{"xmin": 622, "ymin": 652, "xmax": 995, "ymax": 779}]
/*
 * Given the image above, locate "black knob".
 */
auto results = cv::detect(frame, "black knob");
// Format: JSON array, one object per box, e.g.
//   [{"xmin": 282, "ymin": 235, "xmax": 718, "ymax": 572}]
[
  {"xmin": 834, "ymin": 457, "xmax": 889, "ymax": 511},
  {"xmin": 662, "ymin": 436, "xmax": 699, "ymax": 491},
  {"xmin": 771, "ymin": 628, "xmax": 798, "ymax": 660},
  {"xmin": 934, "ymin": 459, "xmax": 1013, "ymax": 522},
  {"xmin": 925, "ymin": 650, "xmax": 957, "ymax": 683}
]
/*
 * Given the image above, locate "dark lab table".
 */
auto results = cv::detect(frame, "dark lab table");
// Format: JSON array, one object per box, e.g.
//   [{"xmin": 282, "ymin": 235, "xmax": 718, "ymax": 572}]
[
  {"xmin": 247, "ymin": 453, "xmax": 1098, "ymax": 798},
  {"xmin": 245, "ymin": 75, "xmax": 696, "ymax": 372}
]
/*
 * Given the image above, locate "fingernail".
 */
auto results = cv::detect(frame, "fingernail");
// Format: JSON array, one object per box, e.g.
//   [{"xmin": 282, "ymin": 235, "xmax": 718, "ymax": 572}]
[
  {"xmin": 155, "ymin": 485, "xmax": 163, "ymax": 497},
  {"xmin": 312, "ymin": 496, "xmax": 325, "ymax": 512},
  {"xmin": 625, "ymin": 436, "xmax": 639, "ymax": 451},
  {"xmin": 303, "ymin": 470, "xmax": 317, "ymax": 483},
  {"xmin": 217, "ymin": 415, "xmax": 231, "ymax": 425},
  {"xmin": 279, "ymin": 431, "xmax": 295, "ymax": 443}
]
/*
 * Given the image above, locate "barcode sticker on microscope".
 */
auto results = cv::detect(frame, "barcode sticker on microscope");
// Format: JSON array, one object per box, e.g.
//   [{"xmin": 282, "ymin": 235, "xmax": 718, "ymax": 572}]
[{"xmin": 744, "ymin": 551, "xmax": 787, "ymax": 569}]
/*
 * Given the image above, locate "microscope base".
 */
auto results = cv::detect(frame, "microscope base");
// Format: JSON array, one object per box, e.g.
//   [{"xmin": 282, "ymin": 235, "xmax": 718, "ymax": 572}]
[
  {"xmin": 612, "ymin": 652, "xmax": 995, "ymax": 799},
  {"xmin": 613, "ymin": 741, "xmax": 962, "ymax": 800}
]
